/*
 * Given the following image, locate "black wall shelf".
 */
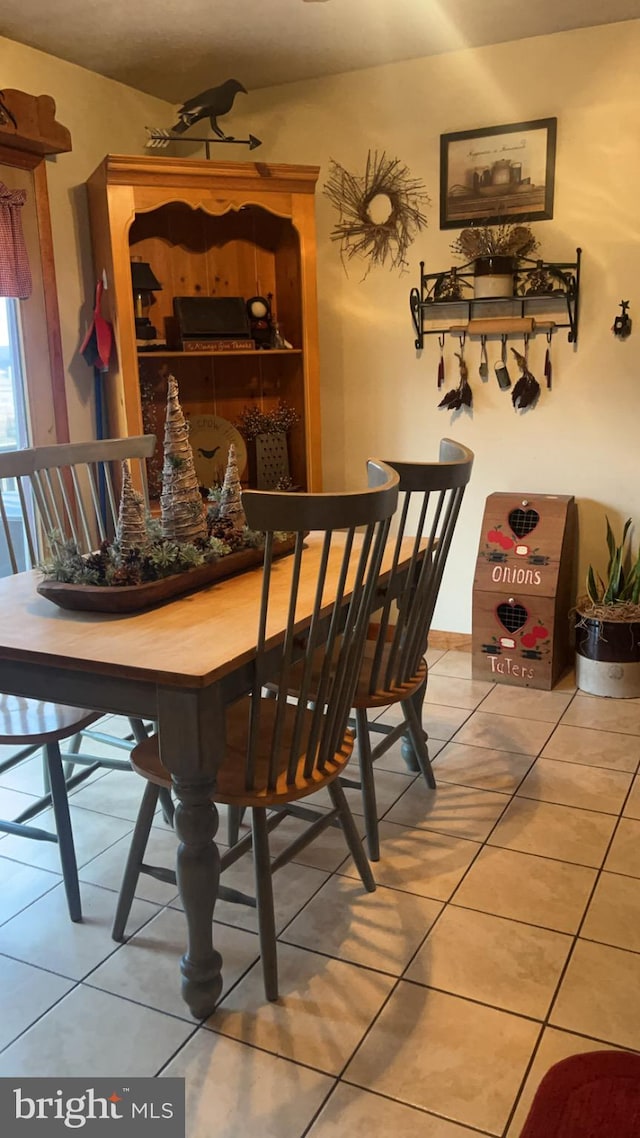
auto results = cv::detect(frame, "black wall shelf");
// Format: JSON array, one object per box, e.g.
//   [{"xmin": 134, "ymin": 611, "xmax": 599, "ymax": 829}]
[{"xmin": 410, "ymin": 248, "xmax": 582, "ymax": 348}]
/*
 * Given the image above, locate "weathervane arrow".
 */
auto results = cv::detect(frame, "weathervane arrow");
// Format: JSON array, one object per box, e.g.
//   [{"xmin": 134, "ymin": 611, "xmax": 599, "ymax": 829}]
[{"xmin": 145, "ymin": 128, "xmax": 262, "ymax": 154}]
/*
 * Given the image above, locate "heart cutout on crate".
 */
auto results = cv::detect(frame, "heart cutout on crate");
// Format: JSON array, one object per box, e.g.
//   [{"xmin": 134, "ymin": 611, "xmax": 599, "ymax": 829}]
[
  {"xmin": 496, "ymin": 601, "xmax": 529, "ymax": 634},
  {"xmin": 508, "ymin": 507, "xmax": 540, "ymax": 538}
]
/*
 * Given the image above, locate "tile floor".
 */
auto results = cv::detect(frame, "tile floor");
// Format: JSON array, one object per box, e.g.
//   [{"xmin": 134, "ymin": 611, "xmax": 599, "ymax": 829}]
[{"xmin": 1, "ymin": 648, "xmax": 640, "ymax": 1136}]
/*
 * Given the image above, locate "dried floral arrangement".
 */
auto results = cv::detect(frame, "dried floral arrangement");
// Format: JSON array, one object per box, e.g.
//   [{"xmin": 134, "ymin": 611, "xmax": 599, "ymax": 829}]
[
  {"xmin": 323, "ymin": 150, "xmax": 430, "ymax": 275},
  {"xmin": 236, "ymin": 401, "xmax": 300, "ymax": 441},
  {"xmin": 39, "ymin": 377, "xmax": 283, "ymax": 588},
  {"xmin": 451, "ymin": 222, "xmax": 539, "ymax": 264}
]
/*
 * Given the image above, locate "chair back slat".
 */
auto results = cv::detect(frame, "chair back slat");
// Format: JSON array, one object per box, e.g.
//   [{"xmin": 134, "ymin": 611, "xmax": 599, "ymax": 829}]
[
  {"xmin": 0, "ymin": 436, "xmax": 156, "ymax": 578},
  {"xmin": 366, "ymin": 439, "xmax": 473, "ymax": 697},
  {"xmin": 241, "ymin": 459, "xmax": 399, "ymax": 797}
]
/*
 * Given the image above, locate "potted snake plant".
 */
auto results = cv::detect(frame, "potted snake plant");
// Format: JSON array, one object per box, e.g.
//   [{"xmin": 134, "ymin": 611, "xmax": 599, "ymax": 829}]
[{"xmin": 575, "ymin": 517, "xmax": 640, "ymax": 697}]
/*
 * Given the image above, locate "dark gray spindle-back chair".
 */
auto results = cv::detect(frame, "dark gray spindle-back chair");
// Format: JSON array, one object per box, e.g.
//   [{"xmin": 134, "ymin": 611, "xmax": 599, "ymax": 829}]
[
  {"xmin": 112, "ymin": 459, "xmax": 399, "ymax": 1001},
  {"xmin": 0, "ymin": 435, "xmax": 158, "ymax": 921},
  {"xmin": 348, "ymin": 439, "xmax": 474, "ymax": 858}
]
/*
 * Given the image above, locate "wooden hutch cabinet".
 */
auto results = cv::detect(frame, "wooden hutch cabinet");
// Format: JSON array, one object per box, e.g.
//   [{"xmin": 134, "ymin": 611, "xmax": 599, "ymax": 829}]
[{"xmin": 86, "ymin": 156, "xmax": 322, "ymax": 501}]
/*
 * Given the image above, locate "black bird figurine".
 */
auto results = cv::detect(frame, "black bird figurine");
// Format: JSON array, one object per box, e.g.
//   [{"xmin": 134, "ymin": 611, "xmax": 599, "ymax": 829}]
[{"xmin": 170, "ymin": 79, "xmax": 247, "ymax": 140}]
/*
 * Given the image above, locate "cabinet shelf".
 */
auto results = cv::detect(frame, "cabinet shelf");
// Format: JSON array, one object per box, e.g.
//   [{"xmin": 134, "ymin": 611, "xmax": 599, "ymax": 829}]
[
  {"xmin": 137, "ymin": 349, "xmax": 303, "ymax": 359},
  {"xmin": 410, "ymin": 249, "xmax": 582, "ymax": 347}
]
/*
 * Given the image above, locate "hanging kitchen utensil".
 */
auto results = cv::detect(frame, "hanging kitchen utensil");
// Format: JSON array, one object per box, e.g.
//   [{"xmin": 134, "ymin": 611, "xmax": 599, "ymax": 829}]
[
  {"xmin": 437, "ymin": 333, "xmax": 445, "ymax": 389},
  {"xmin": 438, "ymin": 333, "xmax": 472, "ymax": 410},
  {"xmin": 544, "ymin": 328, "xmax": 553, "ymax": 390},
  {"xmin": 479, "ymin": 334, "xmax": 489, "ymax": 381},
  {"xmin": 495, "ymin": 334, "xmax": 511, "ymax": 390},
  {"xmin": 511, "ymin": 335, "xmax": 541, "ymax": 410}
]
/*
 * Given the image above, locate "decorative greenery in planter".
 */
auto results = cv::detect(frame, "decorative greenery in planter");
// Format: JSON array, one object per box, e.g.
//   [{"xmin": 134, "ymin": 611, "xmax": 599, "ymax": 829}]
[
  {"xmin": 575, "ymin": 517, "xmax": 640, "ymax": 698},
  {"xmin": 451, "ymin": 222, "xmax": 539, "ymax": 299},
  {"xmin": 38, "ymin": 376, "xmax": 292, "ymax": 612},
  {"xmin": 236, "ymin": 401, "xmax": 300, "ymax": 490}
]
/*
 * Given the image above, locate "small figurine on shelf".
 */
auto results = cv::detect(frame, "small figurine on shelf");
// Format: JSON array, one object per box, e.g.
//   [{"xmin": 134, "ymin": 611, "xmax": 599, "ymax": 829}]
[
  {"xmin": 246, "ymin": 295, "xmax": 273, "ymax": 348},
  {"xmin": 271, "ymin": 321, "xmax": 293, "ymax": 349}
]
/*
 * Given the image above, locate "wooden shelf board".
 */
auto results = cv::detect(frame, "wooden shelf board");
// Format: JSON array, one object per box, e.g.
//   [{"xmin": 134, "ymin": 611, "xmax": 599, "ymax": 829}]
[{"xmin": 137, "ymin": 349, "xmax": 302, "ymax": 359}]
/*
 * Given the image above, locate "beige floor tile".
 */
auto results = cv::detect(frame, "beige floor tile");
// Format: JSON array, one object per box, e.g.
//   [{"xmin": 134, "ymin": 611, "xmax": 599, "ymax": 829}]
[
  {"xmin": 479, "ymin": 686, "xmax": 574, "ymax": 723},
  {"xmin": 212, "ymin": 941, "xmax": 394, "ymax": 1073},
  {"xmin": 68, "ymin": 768, "xmax": 147, "ymax": 822},
  {"xmin": 582, "ymin": 871, "xmax": 640, "ymax": 952},
  {"xmin": 506, "ymin": 1027, "xmax": 619, "ymax": 1138},
  {"xmin": 562, "ymin": 695, "xmax": 640, "ymax": 736},
  {"xmin": 425, "ymin": 674, "xmax": 493, "ymax": 710},
  {"xmin": 426, "ymin": 647, "xmax": 447, "ymax": 667},
  {"xmin": 0, "ymin": 804, "xmax": 133, "ymax": 872},
  {"xmin": 0, "ymin": 955, "xmax": 74, "ymax": 1050},
  {"xmin": 425, "ymin": 704, "xmax": 473, "ymax": 741},
  {"xmin": 0, "ymin": 881, "xmax": 159, "ymax": 979},
  {"xmin": 312, "ymin": 767, "xmax": 416, "ymax": 820},
  {"xmin": 0, "ymin": 858, "xmax": 61, "ymax": 924},
  {"xmin": 407, "ymin": 905, "xmax": 571, "ymax": 1018},
  {"xmin": 604, "ymin": 817, "xmax": 640, "ymax": 877},
  {"xmin": 164, "ymin": 1030, "xmax": 333, "ymax": 1138},
  {"xmin": 429, "ymin": 650, "xmax": 474, "ymax": 680},
  {"xmin": 344, "ymin": 982, "xmax": 540, "ymax": 1135},
  {"xmin": 0, "ymin": 786, "xmax": 41, "ymax": 817},
  {"xmin": 517, "ymin": 757, "xmax": 632, "ymax": 815},
  {"xmin": 89, "ymin": 909, "xmax": 259, "ymax": 1019},
  {"xmin": 551, "ymin": 939, "xmax": 640, "ymax": 1049},
  {"xmin": 0, "ymin": 752, "xmax": 103, "ymax": 794},
  {"xmin": 339, "ymin": 820, "xmax": 481, "ymax": 901},
  {"xmin": 170, "ymin": 856, "xmax": 330, "ymax": 937},
  {"xmin": 487, "ymin": 797, "xmax": 616, "ymax": 867},
  {"xmin": 432, "ymin": 742, "xmax": 533, "ymax": 794},
  {"xmin": 265, "ymin": 805, "xmax": 366, "ymax": 873},
  {"xmin": 79, "ymin": 825, "xmax": 180, "ymax": 906},
  {"xmin": 384, "ymin": 779, "xmax": 509, "ymax": 841},
  {"xmin": 452, "ymin": 846, "xmax": 596, "ymax": 933},
  {"xmin": 374, "ymin": 736, "xmax": 447, "ymax": 775},
  {"xmin": 453, "ymin": 711, "xmax": 554, "ymax": 756},
  {"xmin": 624, "ymin": 775, "xmax": 640, "ymax": 818},
  {"xmin": 308, "ymin": 1082, "xmax": 480, "ymax": 1138},
  {"xmin": 0, "ymin": 984, "xmax": 192, "ymax": 1077},
  {"xmin": 282, "ymin": 875, "xmax": 441, "ymax": 974},
  {"xmin": 541, "ymin": 724, "xmax": 640, "ymax": 772}
]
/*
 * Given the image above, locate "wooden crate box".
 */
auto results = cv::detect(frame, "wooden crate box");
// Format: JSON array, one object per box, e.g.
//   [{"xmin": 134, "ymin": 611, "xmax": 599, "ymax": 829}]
[{"xmin": 472, "ymin": 493, "xmax": 577, "ymax": 690}]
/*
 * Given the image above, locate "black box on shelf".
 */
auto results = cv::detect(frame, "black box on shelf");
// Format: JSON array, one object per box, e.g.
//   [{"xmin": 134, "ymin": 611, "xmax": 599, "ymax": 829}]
[{"xmin": 173, "ymin": 296, "xmax": 251, "ymax": 342}]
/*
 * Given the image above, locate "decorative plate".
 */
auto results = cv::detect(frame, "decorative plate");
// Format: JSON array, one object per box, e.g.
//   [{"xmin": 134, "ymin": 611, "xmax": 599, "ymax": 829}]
[{"xmin": 187, "ymin": 414, "xmax": 247, "ymax": 488}]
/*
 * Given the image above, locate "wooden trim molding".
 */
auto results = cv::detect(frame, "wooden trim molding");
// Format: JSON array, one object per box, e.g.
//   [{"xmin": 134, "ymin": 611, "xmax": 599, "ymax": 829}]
[
  {"xmin": 429, "ymin": 631, "xmax": 472, "ymax": 651},
  {"xmin": 0, "ymin": 89, "xmax": 71, "ymax": 444}
]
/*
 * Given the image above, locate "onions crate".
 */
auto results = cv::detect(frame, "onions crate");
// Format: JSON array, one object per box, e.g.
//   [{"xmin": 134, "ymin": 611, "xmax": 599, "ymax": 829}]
[{"xmin": 472, "ymin": 493, "xmax": 577, "ymax": 690}]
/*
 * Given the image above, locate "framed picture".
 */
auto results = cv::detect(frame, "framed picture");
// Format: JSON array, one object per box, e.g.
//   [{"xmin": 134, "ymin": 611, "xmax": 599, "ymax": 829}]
[{"xmin": 440, "ymin": 118, "xmax": 557, "ymax": 229}]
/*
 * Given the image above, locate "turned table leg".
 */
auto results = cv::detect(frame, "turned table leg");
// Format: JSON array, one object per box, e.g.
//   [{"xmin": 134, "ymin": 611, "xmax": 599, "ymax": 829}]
[{"xmin": 172, "ymin": 774, "xmax": 223, "ymax": 1019}]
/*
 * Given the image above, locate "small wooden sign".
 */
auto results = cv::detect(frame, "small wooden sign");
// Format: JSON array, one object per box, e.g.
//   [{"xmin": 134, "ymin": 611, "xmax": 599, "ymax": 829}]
[{"xmin": 182, "ymin": 338, "xmax": 256, "ymax": 352}]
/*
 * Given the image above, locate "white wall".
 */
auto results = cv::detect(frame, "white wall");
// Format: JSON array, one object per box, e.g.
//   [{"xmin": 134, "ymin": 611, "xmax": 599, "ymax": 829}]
[
  {"xmin": 0, "ymin": 36, "xmax": 172, "ymax": 441},
  {"xmin": 231, "ymin": 20, "xmax": 640, "ymax": 632}
]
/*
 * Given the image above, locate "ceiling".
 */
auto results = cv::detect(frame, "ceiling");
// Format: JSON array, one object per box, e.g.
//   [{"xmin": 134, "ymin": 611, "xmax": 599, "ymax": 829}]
[{"xmin": 3, "ymin": 0, "xmax": 640, "ymax": 103}]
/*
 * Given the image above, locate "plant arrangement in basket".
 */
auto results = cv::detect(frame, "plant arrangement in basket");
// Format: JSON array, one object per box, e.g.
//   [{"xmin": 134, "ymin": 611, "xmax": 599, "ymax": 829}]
[
  {"xmin": 450, "ymin": 222, "xmax": 539, "ymax": 266},
  {"xmin": 39, "ymin": 376, "xmax": 282, "ymax": 589},
  {"xmin": 235, "ymin": 401, "xmax": 300, "ymax": 441}
]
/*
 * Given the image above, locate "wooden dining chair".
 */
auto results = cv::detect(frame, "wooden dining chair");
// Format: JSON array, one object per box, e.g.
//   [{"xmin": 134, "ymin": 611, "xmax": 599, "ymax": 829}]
[
  {"xmin": 0, "ymin": 435, "xmax": 158, "ymax": 921},
  {"xmin": 112, "ymin": 459, "xmax": 400, "ymax": 1001},
  {"xmin": 349, "ymin": 439, "xmax": 474, "ymax": 859}
]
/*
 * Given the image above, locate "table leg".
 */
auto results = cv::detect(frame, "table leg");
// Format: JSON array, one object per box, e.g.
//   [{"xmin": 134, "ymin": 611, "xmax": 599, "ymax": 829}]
[{"xmin": 173, "ymin": 773, "xmax": 223, "ymax": 1019}]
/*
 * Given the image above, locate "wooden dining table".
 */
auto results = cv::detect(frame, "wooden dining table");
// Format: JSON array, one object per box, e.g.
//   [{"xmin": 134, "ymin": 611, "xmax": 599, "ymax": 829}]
[{"xmin": 0, "ymin": 533, "xmax": 415, "ymax": 1019}]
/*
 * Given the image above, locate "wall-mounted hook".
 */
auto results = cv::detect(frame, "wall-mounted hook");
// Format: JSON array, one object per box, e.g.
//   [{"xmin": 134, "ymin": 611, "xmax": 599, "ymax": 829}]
[{"xmin": 613, "ymin": 300, "xmax": 632, "ymax": 339}]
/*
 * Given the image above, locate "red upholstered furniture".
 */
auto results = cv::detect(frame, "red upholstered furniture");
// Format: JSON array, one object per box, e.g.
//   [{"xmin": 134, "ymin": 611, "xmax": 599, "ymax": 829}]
[{"xmin": 520, "ymin": 1051, "xmax": 640, "ymax": 1138}]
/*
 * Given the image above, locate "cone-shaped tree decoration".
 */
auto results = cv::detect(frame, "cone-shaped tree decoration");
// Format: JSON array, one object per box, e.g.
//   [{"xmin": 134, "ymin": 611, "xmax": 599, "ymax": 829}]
[
  {"xmin": 115, "ymin": 460, "xmax": 148, "ymax": 553},
  {"xmin": 160, "ymin": 373, "xmax": 208, "ymax": 544},
  {"xmin": 218, "ymin": 443, "xmax": 246, "ymax": 533}
]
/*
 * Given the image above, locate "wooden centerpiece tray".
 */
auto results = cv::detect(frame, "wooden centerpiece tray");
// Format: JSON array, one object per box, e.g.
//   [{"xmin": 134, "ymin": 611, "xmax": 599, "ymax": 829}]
[{"xmin": 37, "ymin": 538, "xmax": 295, "ymax": 614}]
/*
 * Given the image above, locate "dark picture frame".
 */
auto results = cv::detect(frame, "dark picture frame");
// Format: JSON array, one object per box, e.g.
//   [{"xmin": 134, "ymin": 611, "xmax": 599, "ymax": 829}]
[{"xmin": 440, "ymin": 118, "xmax": 557, "ymax": 229}]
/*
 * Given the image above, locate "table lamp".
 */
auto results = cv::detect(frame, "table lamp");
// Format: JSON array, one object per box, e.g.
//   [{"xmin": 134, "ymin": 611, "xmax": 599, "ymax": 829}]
[{"xmin": 131, "ymin": 260, "xmax": 162, "ymax": 341}]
